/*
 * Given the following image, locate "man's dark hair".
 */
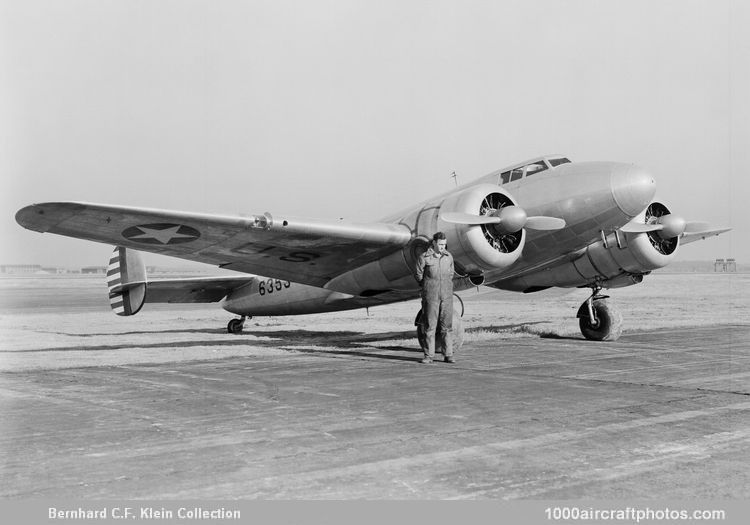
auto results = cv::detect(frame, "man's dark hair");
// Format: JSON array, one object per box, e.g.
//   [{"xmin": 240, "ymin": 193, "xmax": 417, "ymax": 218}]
[{"xmin": 432, "ymin": 232, "xmax": 446, "ymax": 241}]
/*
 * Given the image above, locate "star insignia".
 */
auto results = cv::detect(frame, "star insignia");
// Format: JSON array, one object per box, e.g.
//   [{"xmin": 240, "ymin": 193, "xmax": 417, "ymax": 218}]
[
  {"xmin": 122, "ymin": 224, "xmax": 201, "ymax": 245},
  {"xmin": 128, "ymin": 225, "xmax": 196, "ymax": 244}
]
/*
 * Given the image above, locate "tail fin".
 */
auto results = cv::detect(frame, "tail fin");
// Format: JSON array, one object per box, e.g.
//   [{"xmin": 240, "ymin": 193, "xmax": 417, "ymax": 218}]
[{"xmin": 107, "ymin": 247, "xmax": 147, "ymax": 316}]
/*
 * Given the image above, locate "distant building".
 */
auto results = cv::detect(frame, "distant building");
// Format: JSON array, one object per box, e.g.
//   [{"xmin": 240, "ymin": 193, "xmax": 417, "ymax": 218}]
[
  {"xmin": 1, "ymin": 264, "xmax": 43, "ymax": 274},
  {"xmin": 81, "ymin": 266, "xmax": 107, "ymax": 274},
  {"xmin": 714, "ymin": 258, "xmax": 737, "ymax": 272}
]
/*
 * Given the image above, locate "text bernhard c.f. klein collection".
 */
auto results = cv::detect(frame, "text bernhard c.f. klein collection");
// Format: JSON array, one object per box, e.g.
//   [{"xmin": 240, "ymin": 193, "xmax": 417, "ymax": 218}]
[{"xmin": 49, "ymin": 507, "xmax": 241, "ymax": 520}]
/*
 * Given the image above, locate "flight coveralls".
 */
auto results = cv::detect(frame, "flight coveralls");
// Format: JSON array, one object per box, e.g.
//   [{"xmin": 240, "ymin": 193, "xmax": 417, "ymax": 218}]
[{"xmin": 415, "ymin": 247, "xmax": 454, "ymax": 360}]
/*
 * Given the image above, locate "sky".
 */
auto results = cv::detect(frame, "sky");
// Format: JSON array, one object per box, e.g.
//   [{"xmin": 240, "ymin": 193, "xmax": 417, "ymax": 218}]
[{"xmin": 1, "ymin": 0, "xmax": 748, "ymax": 268}]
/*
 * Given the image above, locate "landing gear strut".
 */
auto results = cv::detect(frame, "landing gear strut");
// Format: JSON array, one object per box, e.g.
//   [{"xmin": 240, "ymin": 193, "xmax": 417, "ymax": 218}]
[
  {"xmin": 576, "ymin": 286, "xmax": 623, "ymax": 341},
  {"xmin": 227, "ymin": 316, "xmax": 248, "ymax": 334}
]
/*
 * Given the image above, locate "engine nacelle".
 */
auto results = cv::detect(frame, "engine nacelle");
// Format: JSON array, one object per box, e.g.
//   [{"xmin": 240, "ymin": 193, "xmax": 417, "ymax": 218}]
[
  {"xmin": 496, "ymin": 202, "xmax": 678, "ymax": 291},
  {"xmin": 438, "ymin": 184, "xmax": 525, "ymax": 274},
  {"xmin": 557, "ymin": 202, "xmax": 679, "ymax": 289},
  {"xmin": 324, "ymin": 183, "xmax": 527, "ymax": 296},
  {"xmin": 587, "ymin": 202, "xmax": 678, "ymax": 280}
]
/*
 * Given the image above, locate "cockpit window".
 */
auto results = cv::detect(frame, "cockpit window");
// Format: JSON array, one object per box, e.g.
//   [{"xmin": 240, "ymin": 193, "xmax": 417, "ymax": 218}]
[
  {"xmin": 499, "ymin": 158, "xmax": 561, "ymax": 184},
  {"xmin": 524, "ymin": 161, "xmax": 548, "ymax": 177}
]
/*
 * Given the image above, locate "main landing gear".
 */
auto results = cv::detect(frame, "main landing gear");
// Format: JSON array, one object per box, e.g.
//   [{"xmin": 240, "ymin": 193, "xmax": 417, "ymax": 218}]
[
  {"xmin": 576, "ymin": 286, "xmax": 623, "ymax": 341},
  {"xmin": 227, "ymin": 315, "xmax": 249, "ymax": 334}
]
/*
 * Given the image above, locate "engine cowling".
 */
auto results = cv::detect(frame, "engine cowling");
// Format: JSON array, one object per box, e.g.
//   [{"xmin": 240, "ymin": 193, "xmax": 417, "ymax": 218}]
[
  {"xmin": 438, "ymin": 184, "xmax": 525, "ymax": 274},
  {"xmin": 552, "ymin": 201, "xmax": 678, "ymax": 289},
  {"xmin": 589, "ymin": 201, "xmax": 679, "ymax": 278},
  {"xmin": 494, "ymin": 201, "xmax": 679, "ymax": 292}
]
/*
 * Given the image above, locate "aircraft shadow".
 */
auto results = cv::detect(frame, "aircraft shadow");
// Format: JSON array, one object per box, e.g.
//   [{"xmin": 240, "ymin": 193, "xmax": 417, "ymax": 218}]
[
  {"xmin": 465, "ymin": 321, "xmax": 547, "ymax": 333},
  {"xmin": 19, "ymin": 324, "xmax": 586, "ymax": 364},
  {"xmin": 6, "ymin": 328, "xmax": 425, "ymax": 363},
  {"xmin": 539, "ymin": 333, "xmax": 586, "ymax": 341},
  {"xmin": 41, "ymin": 328, "xmax": 233, "ymax": 337}
]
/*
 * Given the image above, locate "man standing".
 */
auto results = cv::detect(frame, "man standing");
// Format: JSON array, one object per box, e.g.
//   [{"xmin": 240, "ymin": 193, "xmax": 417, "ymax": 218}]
[{"xmin": 415, "ymin": 232, "xmax": 455, "ymax": 364}]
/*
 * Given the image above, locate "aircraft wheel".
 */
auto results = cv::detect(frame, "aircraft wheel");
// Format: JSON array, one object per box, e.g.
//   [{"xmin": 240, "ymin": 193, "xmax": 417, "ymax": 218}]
[
  {"xmin": 227, "ymin": 318, "xmax": 244, "ymax": 334},
  {"xmin": 579, "ymin": 299, "xmax": 622, "ymax": 341}
]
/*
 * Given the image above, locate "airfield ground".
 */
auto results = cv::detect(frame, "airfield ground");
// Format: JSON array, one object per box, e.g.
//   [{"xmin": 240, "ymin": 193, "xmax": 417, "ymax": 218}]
[{"xmin": 0, "ymin": 273, "xmax": 748, "ymax": 498}]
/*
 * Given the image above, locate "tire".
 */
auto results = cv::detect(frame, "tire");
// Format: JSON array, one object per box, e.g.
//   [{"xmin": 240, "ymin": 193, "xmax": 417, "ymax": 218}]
[
  {"xmin": 579, "ymin": 299, "xmax": 623, "ymax": 341},
  {"xmin": 227, "ymin": 319, "xmax": 244, "ymax": 334}
]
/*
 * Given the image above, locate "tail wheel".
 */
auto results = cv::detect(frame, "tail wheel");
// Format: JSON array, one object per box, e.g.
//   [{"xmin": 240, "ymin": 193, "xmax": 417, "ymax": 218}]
[
  {"xmin": 579, "ymin": 299, "xmax": 623, "ymax": 341},
  {"xmin": 227, "ymin": 318, "xmax": 245, "ymax": 334}
]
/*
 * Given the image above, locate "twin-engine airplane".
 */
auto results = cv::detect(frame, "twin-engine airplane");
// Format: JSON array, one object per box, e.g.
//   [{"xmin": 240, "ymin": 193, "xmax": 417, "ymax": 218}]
[{"xmin": 16, "ymin": 155, "xmax": 729, "ymax": 344}]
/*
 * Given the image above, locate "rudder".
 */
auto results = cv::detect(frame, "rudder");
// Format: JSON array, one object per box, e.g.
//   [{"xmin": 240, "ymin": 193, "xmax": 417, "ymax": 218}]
[{"xmin": 107, "ymin": 247, "xmax": 147, "ymax": 316}]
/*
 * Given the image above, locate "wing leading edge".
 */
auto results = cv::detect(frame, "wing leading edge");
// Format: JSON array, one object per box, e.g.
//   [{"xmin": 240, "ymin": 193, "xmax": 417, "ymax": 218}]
[{"xmin": 16, "ymin": 202, "xmax": 413, "ymax": 288}]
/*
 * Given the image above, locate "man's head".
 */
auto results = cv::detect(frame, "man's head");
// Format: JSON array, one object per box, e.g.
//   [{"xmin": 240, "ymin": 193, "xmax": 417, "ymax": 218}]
[{"xmin": 432, "ymin": 232, "xmax": 447, "ymax": 254}]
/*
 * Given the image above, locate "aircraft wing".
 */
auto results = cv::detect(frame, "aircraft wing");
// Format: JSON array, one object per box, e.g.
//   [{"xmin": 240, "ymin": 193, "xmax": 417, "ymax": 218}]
[{"xmin": 16, "ymin": 202, "xmax": 413, "ymax": 288}]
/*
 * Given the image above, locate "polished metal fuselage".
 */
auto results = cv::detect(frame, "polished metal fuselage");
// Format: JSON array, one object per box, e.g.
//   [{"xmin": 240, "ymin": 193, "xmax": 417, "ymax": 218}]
[{"xmin": 223, "ymin": 160, "xmax": 657, "ymax": 316}]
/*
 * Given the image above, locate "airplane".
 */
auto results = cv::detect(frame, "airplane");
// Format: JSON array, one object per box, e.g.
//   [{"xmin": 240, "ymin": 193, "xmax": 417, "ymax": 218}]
[{"xmin": 15, "ymin": 155, "xmax": 730, "ymax": 347}]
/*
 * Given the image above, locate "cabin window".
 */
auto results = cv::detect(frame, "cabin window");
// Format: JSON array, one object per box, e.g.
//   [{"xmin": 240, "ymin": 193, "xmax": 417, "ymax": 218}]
[{"xmin": 549, "ymin": 157, "xmax": 571, "ymax": 167}]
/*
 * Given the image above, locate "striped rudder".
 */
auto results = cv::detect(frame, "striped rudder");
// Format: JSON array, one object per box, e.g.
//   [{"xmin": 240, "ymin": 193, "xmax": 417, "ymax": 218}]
[{"xmin": 107, "ymin": 247, "xmax": 147, "ymax": 316}]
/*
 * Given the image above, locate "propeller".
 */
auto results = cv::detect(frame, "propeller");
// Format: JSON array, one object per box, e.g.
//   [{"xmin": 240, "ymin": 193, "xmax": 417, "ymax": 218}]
[
  {"xmin": 441, "ymin": 206, "xmax": 566, "ymax": 233},
  {"xmin": 620, "ymin": 214, "xmax": 711, "ymax": 239}
]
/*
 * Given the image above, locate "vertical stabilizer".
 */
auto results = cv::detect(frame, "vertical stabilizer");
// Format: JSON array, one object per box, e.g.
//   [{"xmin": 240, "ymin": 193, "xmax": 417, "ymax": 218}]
[{"xmin": 107, "ymin": 247, "xmax": 147, "ymax": 316}]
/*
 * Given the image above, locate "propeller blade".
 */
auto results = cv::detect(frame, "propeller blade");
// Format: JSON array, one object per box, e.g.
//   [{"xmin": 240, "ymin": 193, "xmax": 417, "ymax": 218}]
[
  {"xmin": 525, "ymin": 216, "xmax": 566, "ymax": 230},
  {"xmin": 440, "ymin": 212, "xmax": 501, "ymax": 225},
  {"xmin": 680, "ymin": 227, "xmax": 732, "ymax": 244},
  {"xmin": 622, "ymin": 216, "xmax": 713, "ymax": 239},
  {"xmin": 683, "ymin": 221, "xmax": 712, "ymax": 233},
  {"xmin": 620, "ymin": 221, "xmax": 664, "ymax": 233}
]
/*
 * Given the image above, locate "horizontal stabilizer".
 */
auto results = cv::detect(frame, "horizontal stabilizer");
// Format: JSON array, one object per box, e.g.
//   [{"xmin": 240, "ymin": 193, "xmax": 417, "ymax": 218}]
[
  {"xmin": 144, "ymin": 276, "xmax": 255, "ymax": 303},
  {"xmin": 107, "ymin": 246, "xmax": 256, "ymax": 315}
]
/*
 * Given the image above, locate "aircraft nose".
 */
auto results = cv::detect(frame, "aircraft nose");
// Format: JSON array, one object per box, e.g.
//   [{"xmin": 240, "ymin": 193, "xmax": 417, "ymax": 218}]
[{"xmin": 610, "ymin": 164, "xmax": 656, "ymax": 216}]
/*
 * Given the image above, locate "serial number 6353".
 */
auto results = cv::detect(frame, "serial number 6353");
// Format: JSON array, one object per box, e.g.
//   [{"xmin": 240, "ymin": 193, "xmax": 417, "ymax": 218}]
[{"xmin": 258, "ymin": 279, "xmax": 291, "ymax": 296}]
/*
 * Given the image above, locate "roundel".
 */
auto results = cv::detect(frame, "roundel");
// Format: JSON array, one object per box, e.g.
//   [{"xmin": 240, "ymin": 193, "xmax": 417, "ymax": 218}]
[{"xmin": 121, "ymin": 223, "xmax": 201, "ymax": 245}]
